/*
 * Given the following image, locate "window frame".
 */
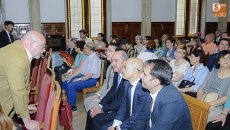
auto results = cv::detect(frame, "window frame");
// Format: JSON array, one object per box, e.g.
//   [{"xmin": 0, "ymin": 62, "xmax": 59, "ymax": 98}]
[{"xmin": 66, "ymin": 0, "xmax": 105, "ymax": 38}]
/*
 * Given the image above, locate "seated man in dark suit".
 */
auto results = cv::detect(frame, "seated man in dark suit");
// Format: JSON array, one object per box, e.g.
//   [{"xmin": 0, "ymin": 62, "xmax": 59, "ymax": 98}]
[
  {"xmin": 85, "ymin": 50, "xmax": 129, "ymax": 130},
  {"xmin": 107, "ymin": 58, "xmax": 148, "ymax": 130},
  {"xmin": 54, "ymin": 37, "xmax": 77, "ymax": 83},
  {"xmin": 0, "ymin": 20, "xmax": 14, "ymax": 48},
  {"xmin": 133, "ymin": 59, "xmax": 193, "ymax": 130}
]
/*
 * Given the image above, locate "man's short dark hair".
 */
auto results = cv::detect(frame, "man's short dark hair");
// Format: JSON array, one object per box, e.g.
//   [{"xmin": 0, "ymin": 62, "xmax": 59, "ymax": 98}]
[
  {"xmin": 145, "ymin": 59, "xmax": 173, "ymax": 85},
  {"xmin": 79, "ymin": 29, "xmax": 88, "ymax": 34},
  {"xmin": 119, "ymin": 37, "xmax": 129, "ymax": 45},
  {"xmin": 4, "ymin": 21, "xmax": 14, "ymax": 26},
  {"xmin": 75, "ymin": 40, "xmax": 86, "ymax": 51},
  {"xmin": 108, "ymin": 43, "xmax": 122, "ymax": 51}
]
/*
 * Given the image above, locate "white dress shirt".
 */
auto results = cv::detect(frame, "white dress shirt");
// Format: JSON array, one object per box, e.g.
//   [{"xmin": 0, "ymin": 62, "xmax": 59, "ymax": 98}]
[{"xmin": 112, "ymin": 78, "xmax": 141, "ymax": 128}]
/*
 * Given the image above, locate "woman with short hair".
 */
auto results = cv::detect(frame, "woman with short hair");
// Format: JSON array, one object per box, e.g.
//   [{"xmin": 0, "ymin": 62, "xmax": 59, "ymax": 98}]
[{"xmin": 197, "ymin": 50, "xmax": 230, "ymax": 122}]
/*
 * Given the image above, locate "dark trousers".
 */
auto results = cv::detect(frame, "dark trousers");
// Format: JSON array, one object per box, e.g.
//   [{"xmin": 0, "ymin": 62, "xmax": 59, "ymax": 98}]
[
  {"xmin": 85, "ymin": 110, "xmax": 116, "ymax": 130},
  {"xmin": 12, "ymin": 114, "xmax": 23, "ymax": 130},
  {"xmin": 54, "ymin": 65, "xmax": 69, "ymax": 83},
  {"xmin": 206, "ymin": 113, "xmax": 230, "ymax": 130}
]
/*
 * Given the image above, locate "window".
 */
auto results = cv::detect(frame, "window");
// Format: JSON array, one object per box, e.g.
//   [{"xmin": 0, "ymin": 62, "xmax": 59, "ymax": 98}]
[
  {"xmin": 188, "ymin": 0, "xmax": 199, "ymax": 36},
  {"xmin": 70, "ymin": 0, "xmax": 83, "ymax": 37},
  {"xmin": 176, "ymin": 0, "xmax": 186, "ymax": 36},
  {"xmin": 175, "ymin": 0, "xmax": 200, "ymax": 37},
  {"xmin": 67, "ymin": 0, "xmax": 105, "ymax": 38},
  {"xmin": 89, "ymin": 0, "xmax": 103, "ymax": 37}
]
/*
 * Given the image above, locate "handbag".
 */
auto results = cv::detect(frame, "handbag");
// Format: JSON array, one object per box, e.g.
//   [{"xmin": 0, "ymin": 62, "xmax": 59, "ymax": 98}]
[
  {"xmin": 178, "ymin": 77, "xmax": 195, "ymax": 88},
  {"xmin": 202, "ymin": 92, "xmax": 219, "ymax": 102}
]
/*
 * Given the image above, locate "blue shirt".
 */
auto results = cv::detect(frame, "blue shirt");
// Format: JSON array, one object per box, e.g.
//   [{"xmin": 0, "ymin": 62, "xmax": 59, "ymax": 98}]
[
  {"xmin": 224, "ymin": 97, "xmax": 230, "ymax": 109},
  {"xmin": 81, "ymin": 52, "xmax": 101, "ymax": 78},
  {"xmin": 182, "ymin": 63, "xmax": 209, "ymax": 92}
]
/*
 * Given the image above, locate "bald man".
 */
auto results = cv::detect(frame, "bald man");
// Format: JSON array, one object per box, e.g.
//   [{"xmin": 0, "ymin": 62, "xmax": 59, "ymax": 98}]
[
  {"xmin": 0, "ymin": 31, "xmax": 46, "ymax": 130},
  {"xmin": 85, "ymin": 51, "xmax": 129, "ymax": 130},
  {"xmin": 107, "ymin": 58, "xmax": 148, "ymax": 130}
]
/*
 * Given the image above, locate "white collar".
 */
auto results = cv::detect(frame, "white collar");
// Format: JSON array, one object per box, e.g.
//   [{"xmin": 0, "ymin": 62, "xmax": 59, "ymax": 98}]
[
  {"xmin": 23, "ymin": 44, "xmax": 33, "ymax": 62},
  {"xmin": 150, "ymin": 88, "xmax": 161, "ymax": 100},
  {"xmin": 130, "ymin": 78, "xmax": 141, "ymax": 87}
]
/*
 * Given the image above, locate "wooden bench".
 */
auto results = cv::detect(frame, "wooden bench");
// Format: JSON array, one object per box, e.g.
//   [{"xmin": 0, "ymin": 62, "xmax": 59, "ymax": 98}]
[{"xmin": 183, "ymin": 94, "xmax": 210, "ymax": 130}]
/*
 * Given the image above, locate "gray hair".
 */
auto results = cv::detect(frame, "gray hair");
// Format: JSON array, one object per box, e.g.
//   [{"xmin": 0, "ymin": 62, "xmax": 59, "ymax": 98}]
[
  {"xmin": 117, "ymin": 50, "xmax": 128, "ymax": 61},
  {"xmin": 85, "ymin": 42, "xmax": 95, "ymax": 51}
]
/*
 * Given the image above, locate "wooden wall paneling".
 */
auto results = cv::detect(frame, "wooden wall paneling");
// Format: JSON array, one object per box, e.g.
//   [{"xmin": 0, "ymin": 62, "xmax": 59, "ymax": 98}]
[
  {"xmin": 162, "ymin": 23, "xmax": 174, "ymax": 36},
  {"xmin": 151, "ymin": 23, "xmax": 162, "ymax": 39},
  {"xmin": 205, "ymin": 22, "xmax": 218, "ymax": 35},
  {"xmin": 227, "ymin": 22, "xmax": 230, "ymax": 33},
  {"xmin": 151, "ymin": 22, "xmax": 174, "ymax": 39},
  {"xmin": 42, "ymin": 23, "xmax": 65, "ymax": 36},
  {"xmin": 42, "ymin": 23, "xmax": 66, "ymax": 51},
  {"xmin": 112, "ymin": 22, "xmax": 141, "ymax": 44}
]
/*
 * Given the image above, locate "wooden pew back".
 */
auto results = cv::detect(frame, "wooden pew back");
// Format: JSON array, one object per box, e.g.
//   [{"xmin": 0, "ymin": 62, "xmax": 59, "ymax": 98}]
[{"xmin": 183, "ymin": 94, "xmax": 210, "ymax": 130}]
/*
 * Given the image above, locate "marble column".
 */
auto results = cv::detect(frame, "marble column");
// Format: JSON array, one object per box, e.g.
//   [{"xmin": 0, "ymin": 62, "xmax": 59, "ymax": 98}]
[
  {"xmin": 0, "ymin": 0, "xmax": 6, "ymax": 29},
  {"xmin": 200, "ymin": 0, "xmax": 207, "ymax": 38},
  {"xmin": 218, "ymin": 0, "xmax": 228, "ymax": 32},
  {"xmin": 106, "ymin": 0, "xmax": 112, "ymax": 41},
  {"xmin": 28, "ymin": 0, "xmax": 42, "ymax": 33},
  {"xmin": 141, "ymin": 0, "xmax": 151, "ymax": 36}
]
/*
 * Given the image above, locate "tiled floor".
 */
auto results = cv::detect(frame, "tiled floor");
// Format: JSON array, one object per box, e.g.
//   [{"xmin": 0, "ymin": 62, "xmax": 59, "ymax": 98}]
[{"xmin": 57, "ymin": 92, "xmax": 87, "ymax": 130}]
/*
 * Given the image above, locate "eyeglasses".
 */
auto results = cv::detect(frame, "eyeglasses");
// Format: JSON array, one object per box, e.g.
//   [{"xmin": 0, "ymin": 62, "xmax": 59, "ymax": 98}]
[
  {"xmin": 220, "ymin": 56, "xmax": 230, "ymax": 61},
  {"xmin": 35, "ymin": 43, "xmax": 46, "ymax": 49}
]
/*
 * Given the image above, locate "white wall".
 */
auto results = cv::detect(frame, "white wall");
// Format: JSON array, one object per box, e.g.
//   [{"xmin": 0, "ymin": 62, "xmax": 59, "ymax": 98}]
[
  {"xmin": 111, "ymin": 0, "xmax": 141, "ymax": 22},
  {"xmin": 40, "ymin": 0, "xmax": 65, "ymax": 23},
  {"xmin": 151, "ymin": 0, "xmax": 175, "ymax": 22},
  {"xmin": 4, "ymin": 0, "xmax": 230, "ymax": 23},
  {"xmin": 206, "ymin": 0, "xmax": 218, "ymax": 22},
  {"xmin": 4, "ymin": 0, "xmax": 29, "ymax": 23},
  {"xmin": 4, "ymin": 0, "xmax": 65, "ymax": 23}
]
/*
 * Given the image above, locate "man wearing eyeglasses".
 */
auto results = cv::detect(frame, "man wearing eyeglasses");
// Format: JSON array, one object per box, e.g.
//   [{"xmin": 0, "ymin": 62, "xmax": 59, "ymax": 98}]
[{"xmin": 0, "ymin": 31, "xmax": 46, "ymax": 130}]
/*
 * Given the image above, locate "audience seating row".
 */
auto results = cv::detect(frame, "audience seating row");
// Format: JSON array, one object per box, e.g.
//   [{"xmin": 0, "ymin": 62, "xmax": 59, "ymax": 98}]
[
  {"xmin": 183, "ymin": 94, "xmax": 210, "ymax": 130},
  {"xmin": 27, "ymin": 48, "xmax": 70, "ymax": 130},
  {"xmin": 82, "ymin": 60, "xmax": 105, "ymax": 99}
]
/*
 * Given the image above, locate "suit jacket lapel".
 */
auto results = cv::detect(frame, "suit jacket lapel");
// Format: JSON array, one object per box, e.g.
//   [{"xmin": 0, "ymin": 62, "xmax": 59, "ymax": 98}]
[
  {"xmin": 151, "ymin": 87, "xmax": 164, "ymax": 124},
  {"xmin": 115, "ymin": 78, "xmax": 124, "ymax": 99}
]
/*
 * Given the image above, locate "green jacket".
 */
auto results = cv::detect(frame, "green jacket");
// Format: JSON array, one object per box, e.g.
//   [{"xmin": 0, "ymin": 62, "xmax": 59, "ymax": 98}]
[{"xmin": 0, "ymin": 40, "xmax": 31, "ymax": 118}]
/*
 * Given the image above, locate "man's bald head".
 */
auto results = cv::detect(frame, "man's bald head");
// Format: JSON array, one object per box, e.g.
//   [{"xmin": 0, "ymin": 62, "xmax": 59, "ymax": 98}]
[
  {"xmin": 21, "ymin": 31, "xmax": 46, "ymax": 59},
  {"xmin": 122, "ymin": 58, "xmax": 144, "ymax": 82},
  {"xmin": 21, "ymin": 31, "xmax": 46, "ymax": 45},
  {"xmin": 126, "ymin": 58, "xmax": 144, "ymax": 73}
]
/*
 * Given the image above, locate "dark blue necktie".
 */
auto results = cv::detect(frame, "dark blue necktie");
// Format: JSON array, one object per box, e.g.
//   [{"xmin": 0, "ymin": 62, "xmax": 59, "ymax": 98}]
[
  {"xmin": 114, "ymin": 75, "xmax": 121, "ymax": 100},
  {"xmin": 127, "ymin": 84, "xmax": 132, "ymax": 116},
  {"xmin": 116, "ymin": 75, "xmax": 121, "ymax": 91}
]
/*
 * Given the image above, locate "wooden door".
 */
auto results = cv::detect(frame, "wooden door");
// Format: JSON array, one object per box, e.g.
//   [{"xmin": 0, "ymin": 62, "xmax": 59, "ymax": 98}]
[{"xmin": 112, "ymin": 22, "xmax": 141, "ymax": 44}]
